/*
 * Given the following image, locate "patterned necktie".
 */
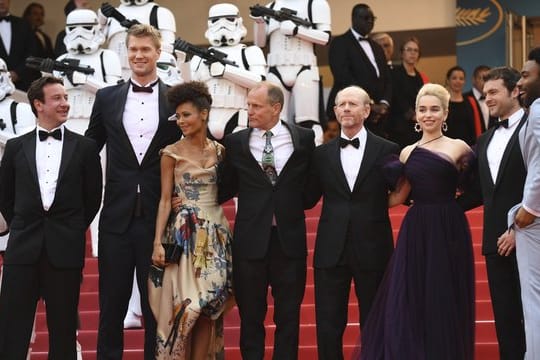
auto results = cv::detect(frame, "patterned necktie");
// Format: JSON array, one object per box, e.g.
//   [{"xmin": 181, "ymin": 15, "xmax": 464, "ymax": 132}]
[{"xmin": 262, "ymin": 130, "xmax": 277, "ymax": 185}]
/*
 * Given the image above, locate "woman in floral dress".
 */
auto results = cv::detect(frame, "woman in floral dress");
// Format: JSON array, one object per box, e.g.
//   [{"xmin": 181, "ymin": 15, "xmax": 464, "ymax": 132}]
[{"xmin": 149, "ymin": 81, "xmax": 233, "ymax": 359}]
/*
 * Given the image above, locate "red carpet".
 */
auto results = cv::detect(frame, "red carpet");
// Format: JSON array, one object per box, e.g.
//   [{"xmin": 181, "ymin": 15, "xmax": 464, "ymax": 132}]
[{"xmin": 27, "ymin": 202, "xmax": 498, "ymax": 359}]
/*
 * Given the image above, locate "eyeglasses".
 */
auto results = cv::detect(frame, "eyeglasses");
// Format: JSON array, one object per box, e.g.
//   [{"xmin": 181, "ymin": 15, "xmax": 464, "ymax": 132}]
[
  {"xmin": 168, "ymin": 113, "xmax": 179, "ymax": 122},
  {"xmin": 403, "ymin": 47, "xmax": 419, "ymax": 53}
]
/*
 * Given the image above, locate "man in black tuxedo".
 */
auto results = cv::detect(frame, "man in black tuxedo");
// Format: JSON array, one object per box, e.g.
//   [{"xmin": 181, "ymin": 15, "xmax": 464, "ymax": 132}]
[
  {"xmin": 0, "ymin": 76, "xmax": 102, "ymax": 359},
  {"xmin": 0, "ymin": 0, "xmax": 39, "ymax": 91},
  {"xmin": 218, "ymin": 81, "xmax": 314, "ymax": 359},
  {"xmin": 305, "ymin": 85, "xmax": 399, "ymax": 360},
  {"xmin": 85, "ymin": 24, "xmax": 180, "ymax": 360},
  {"xmin": 326, "ymin": 4, "xmax": 392, "ymax": 138},
  {"xmin": 458, "ymin": 66, "xmax": 526, "ymax": 359}
]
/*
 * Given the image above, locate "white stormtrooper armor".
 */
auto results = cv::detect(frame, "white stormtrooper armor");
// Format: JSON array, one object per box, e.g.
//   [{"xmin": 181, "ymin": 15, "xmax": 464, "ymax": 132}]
[
  {"xmin": 181, "ymin": 3, "xmax": 266, "ymax": 140},
  {"xmin": 100, "ymin": 0, "xmax": 176, "ymax": 80},
  {"xmin": 157, "ymin": 51, "xmax": 183, "ymax": 86},
  {"xmin": 0, "ymin": 58, "xmax": 36, "ymax": 251},
  {"xmin": 252, "ymin": 0, "xmax": 331, "ymax": 144},
  {"xmin": 58, "ymin": 9, "xmax": 123, "ymax": 134},
  {"xmin": 55, "ymin": 9, "xmax": 122, "ymax": 258}
]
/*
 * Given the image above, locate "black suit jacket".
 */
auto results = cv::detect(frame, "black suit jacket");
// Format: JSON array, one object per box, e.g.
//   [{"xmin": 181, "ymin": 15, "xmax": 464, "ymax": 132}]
[
  {"xmin": 326, "ymin": 30, "xmax": 392, "ymax": 116},
  {"xmin": 304, "ymin": 132, "xmax": 399, "ymax": 270},
  {"xmin": 0, "ymin": 129, "xmax": 102, "ymax": 268},
  {"xmin": 85, "ymin": 80, "xmax": 180, "ymax": 234},
  {"xmin": 458, "ymin": 112, "xmax": 527, "ymax": 255},
  {"xmin": 0, "ymin": 15, "xmax": 39, "ymax": 90},
  {"xmin": 218, "ymin": 122, "xmax": 315, "ymax": 260}
]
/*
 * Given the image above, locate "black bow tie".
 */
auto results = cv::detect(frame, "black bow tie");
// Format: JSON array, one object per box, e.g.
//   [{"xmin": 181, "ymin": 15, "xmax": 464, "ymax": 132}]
[
  {"xmin": 0, "ymin": 16, "xmax": 10, "ymax": 22},
  {"xmin": 340, "ymin": 137, "xmax": 360, "ymax": 149},
  {"xmin": 130, "ymin": 79, "xmax": 158, "ymax": 93},
  {"xmin": 494, "ymin": 118, "xmax": 509, "ymax": 129},
  {"xmin": 479, "ymin": 95, "xmax": 486, "ymax": 101},
  {"xmin": 358, "ymin": 36, "xmax": 369, "ymax": 42},
  {"xmin": 38, "ymin": 129, "xmax": 62, "ymax": 141}
]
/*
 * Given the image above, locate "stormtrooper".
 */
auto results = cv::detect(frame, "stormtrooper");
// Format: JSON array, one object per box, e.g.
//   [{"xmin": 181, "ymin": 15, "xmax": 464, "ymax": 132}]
[
  {"xmin": 178, "ymin": 3, "xmax": 266, "ymax": 140},
  {"xmin": 0, "ymin": 58, "xmax": 35, "ymax": 253},
  {"xmin": 251, "ymin": 0, "xmax": 331, "ymax": 144},
  {"xmin": 99, "ymin": 0, "xmax": 176, "ymax": 80},
  {"xmin": 57, "ymin": 8, "xmax": 123, "ymax": 134},
  {"xmin": 156, "ymin": 51, "xmax": 183, "ymax": 86}
]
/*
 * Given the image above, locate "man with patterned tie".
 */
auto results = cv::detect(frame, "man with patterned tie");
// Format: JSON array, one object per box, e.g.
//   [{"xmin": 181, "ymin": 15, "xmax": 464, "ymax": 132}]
[
  {"xmin": 218, "ymin": 81, "xmax": 315, "ymax": 359},
  {"xmin": 458, "ymin": 66, "xmax": 527, "ymax": 360},
  {"xmin": 85, "ymin": 24, "xmax": 180, "ymax": 359},
  {"xmin": 0, "ymin": 76, "xmax": 102, "ymax": 359},
  {"xmin": 305, "ymin": 85, "xmax": 399, "ymax": 359}
]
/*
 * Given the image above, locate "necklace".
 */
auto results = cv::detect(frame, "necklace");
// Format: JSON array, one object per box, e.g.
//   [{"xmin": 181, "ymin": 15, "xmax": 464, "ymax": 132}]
[{"xmin": 417, "ymin": 135, "xmax": 443, "ymax": 147}]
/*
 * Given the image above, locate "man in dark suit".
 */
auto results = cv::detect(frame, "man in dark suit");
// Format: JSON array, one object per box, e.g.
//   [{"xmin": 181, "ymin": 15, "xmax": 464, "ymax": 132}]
[
  {"xmin": 218, "ymin": 81, "xmax": 315, "ymax": 359},
  {"xmin": 0, "ymin": 0, "xmax": 39, "ymax": 91},
  {"xmin": 0, "ymin": 76, "xmax": 102, "ymax": 359},
  {"xmin": 305, "ymin": 85, "xmax": 399, "ymax": 360},
  {"xmin": 85, "ymin": 24, "xmax": 180, "ymax": 360},
  {"xmin": 326, "ymin": 3, "xmax": 392, "ymax": 138},
  {"xmin": 458, "ymin": 66, "xmax": 526, "ymax": 360},
  {"xmin": 464, "ymin": 64, "xmax": 497, "ymax": 134}
]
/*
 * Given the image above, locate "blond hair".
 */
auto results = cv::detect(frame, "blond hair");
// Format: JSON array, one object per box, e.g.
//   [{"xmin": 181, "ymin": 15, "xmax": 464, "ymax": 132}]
[{"xmin": 416, "ymin": 83, "xmax": 450, "ymax": 112}]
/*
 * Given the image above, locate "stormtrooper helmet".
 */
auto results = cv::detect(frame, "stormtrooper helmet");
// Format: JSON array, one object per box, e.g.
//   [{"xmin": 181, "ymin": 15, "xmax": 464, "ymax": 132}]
[
  {"xmin": 156, "ymin": 52, "xmax": 182, "ymax": 86},
  {"xmin": 204, "ymin": 3, "xmax": 247, "ymax": 47},
  {"xmin": 64, "ymin": 9, "xmax": 105, "ymax": 54},
  {"xmin": 120, "ymin": 0, "xmax": 153, "ymax": 5},
  {"xmin": 0, "ymin": 58, "xmax": 15, "ymax": 101}
]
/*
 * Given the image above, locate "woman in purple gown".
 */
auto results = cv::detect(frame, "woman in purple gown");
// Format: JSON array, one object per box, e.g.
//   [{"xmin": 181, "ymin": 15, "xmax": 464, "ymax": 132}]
[{"xmin": 358, "ymin": 83, "xmax": 475, "ymax": 359}]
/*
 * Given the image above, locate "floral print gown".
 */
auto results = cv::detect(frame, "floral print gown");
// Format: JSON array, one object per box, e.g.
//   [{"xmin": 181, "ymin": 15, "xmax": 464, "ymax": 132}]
[{"xmin": 148, "ymin": 141, "xmax": 233, "ymax": 359}]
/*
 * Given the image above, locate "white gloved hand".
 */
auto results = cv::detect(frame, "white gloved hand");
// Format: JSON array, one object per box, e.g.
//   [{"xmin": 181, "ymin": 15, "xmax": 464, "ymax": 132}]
[{"xmin": 209, "ymin": 62, "xmax": 226, "ymax": 77}]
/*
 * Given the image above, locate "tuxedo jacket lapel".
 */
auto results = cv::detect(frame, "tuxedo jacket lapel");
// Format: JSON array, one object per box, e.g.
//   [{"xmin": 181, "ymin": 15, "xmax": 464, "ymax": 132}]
[
  {"xmin": 478, "ymin": 128, "xmax": 496, "ymax": 188},
  {"xmin": 22, "ymin": 130, "xmax": 39, "ymax": 186},
  {"xmin": 328, "ymin": 138, "xmax": 350, "ymax": 192},
  {"xmin": 348, "ymin": 31, "xmax": 378, "ymax": 78},
  {"xmin": 57, "ymin": 129, "xmax": 76, "ymax": 183},
  {"xmin": 113, "ymin": 81, "xmax": 139, "ymax": 165},
  {"xmin": 142, "ymin": 81, "xmax": 170, "ymax": 166},
  {"xmin": 353, "ymin": 132, "xmax": 380, "ymax": 192},
  {"xmin": 494, "ymin": 113, "xmax": 528, "ymax": 187}
]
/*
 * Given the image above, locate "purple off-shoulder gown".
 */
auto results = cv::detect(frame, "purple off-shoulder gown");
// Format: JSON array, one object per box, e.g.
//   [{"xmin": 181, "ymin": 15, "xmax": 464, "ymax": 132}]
[{"xmin": 358, "ymin": 146, "xmax": 475, "ymax": 360}]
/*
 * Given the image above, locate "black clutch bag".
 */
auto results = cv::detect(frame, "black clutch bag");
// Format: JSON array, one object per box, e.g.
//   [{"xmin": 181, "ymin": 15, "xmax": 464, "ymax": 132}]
[{"xmin": 162, "ymin": 243, "xmax": 182, "ymax": 263}]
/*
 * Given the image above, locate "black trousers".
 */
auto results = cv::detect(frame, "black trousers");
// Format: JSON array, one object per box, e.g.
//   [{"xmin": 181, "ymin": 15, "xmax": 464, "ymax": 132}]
[
  {"xmin": 0, "ymin": 250, "xmax": 82, "ymax": 360},
  {"xmin": 96, "ymin": 217, "xmax": 156, "ymax": 360},
  {"xmin": 233, "ymin": 227, "xmax": 307, "ymax": 360},
  {"xmin": 485, "ymin": 252, "xmax": 526, "ymax": 360},
  {"xmin": 315, "ymin": 232, "xmax": 386, "ymax": 360}
]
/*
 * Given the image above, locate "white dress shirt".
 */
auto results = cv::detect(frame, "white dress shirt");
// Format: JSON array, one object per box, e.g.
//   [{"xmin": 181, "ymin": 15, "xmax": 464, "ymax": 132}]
[
  {"xmin": 250, "ymin": 120, "xmax": 293, "ymax": 176},
  {"xmin": 340, "ymin": 127, "xmax": 367, "ymax": 191},
  {"xmin": 123, "ymin": 78, "xmax": 160, "ymax": 165},
  {"xmin": 486, "ymin": 108, "xmax": 524, "ymax": 183},
  {"xmin": 36, "ymin": 125, "xmax": 64, "ymax": 211},
  {"xmin": 0, "ymin": 16, "xmax": 11, "ymax": 55},
  {"xmin": 351, "ymin": 28, "xmax": 379, "ymax": 77}
]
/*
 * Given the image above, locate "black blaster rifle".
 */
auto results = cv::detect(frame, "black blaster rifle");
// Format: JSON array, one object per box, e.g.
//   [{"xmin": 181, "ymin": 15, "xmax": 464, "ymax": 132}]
[
  {"xmin": 173, "ymin": 38, "xmax": 237, "ymax": 67},
  {"xmin": 26, "ymin": 57, "xmax": 95, "ymax": 85},
  {"xmin": 249, "ymin": 4, "xmax": 313, "ymax": 28},
  {"xmin": 100, "ymin": 2, "xmax": 140, "ymax": 29}
]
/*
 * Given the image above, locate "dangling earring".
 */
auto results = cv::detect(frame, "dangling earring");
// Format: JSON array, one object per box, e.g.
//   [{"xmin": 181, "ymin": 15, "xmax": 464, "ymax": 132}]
[
  {"xmin": 414, "ymin": 122, "xmax": 422, "ymax": 133},
  {"xmin": 442, "ymin": 121, "xmax": 448, "ymax": 132}
]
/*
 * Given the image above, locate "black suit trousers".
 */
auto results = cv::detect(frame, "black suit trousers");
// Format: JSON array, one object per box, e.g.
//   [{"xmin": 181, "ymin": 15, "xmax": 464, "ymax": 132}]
[
  {"xmin": 233, "ymin": 227, "xmax": 306, "ymax": 360},
  {"xmin": 0, "ymin": 250, "xmax": 81, "ymax": 359},
  {"xmin": 485, "ymin": 253, "xmax": 526, "ymax": 360},
  {"xmin": 97, "ymin": 217, "xmax": 156, "ymax": 360},
  {"xmin": 314, "ymin": 231, "xmax": 385, "ymax": 360}
]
